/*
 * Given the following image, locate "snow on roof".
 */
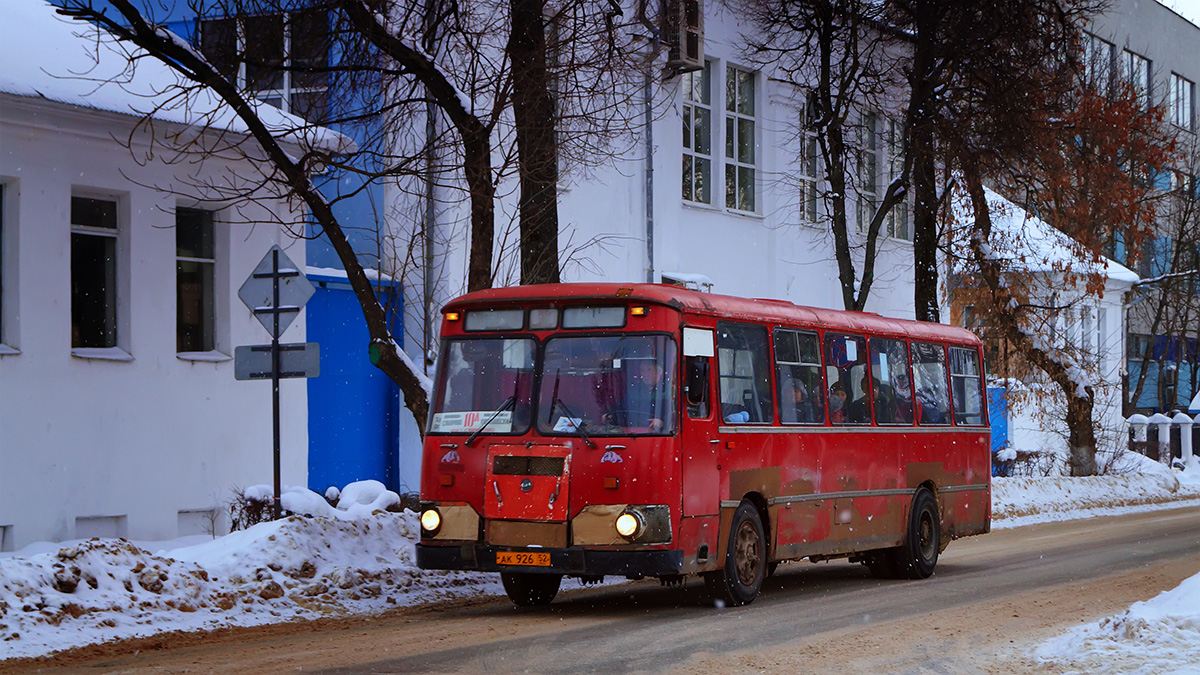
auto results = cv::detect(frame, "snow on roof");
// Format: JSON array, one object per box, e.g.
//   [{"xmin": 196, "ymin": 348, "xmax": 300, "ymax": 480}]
[
  {"xmin": 951, "ymin": 187, "xmax": 1139, "ymax": 285},
  {"xmin": 0, "ymin": 1, "xmax": 350, "ymax": 153}
]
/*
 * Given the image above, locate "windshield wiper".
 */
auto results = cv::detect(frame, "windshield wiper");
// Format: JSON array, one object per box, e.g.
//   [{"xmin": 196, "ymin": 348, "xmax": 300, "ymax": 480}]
[
  {"xmin": 547, "ymin": 368, "xmax": 594, "ymax": 448},
  {"xmin": 464, "ymin": 395, "xmax": 514, "ymax": 447},
  {"xmin": 549, "ymin": 396, "xmax": 595, "ymax": 448}
]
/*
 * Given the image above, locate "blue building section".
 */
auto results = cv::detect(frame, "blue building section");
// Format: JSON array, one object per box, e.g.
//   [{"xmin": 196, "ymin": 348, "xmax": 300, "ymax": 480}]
[
  {"xmin": 987, "ymin": 386, "xmax": 1010, "ymax": 476},
  {"xmin": 306, "ymin": 274, "xmax": 403, "ymax": 494}
]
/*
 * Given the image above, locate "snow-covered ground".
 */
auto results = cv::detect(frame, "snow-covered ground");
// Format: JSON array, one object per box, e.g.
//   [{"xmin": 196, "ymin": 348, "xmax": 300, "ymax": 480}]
[{"xmin": 3, "ymin": 465, "xmax": 1200, "ymax": 665}]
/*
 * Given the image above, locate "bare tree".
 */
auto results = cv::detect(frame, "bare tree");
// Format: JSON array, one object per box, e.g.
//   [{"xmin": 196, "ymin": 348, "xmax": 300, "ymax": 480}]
[
  {"xmin": 739, "ymin": 0, "xmax": 907, "ymax": 312},
  {"xmin": 58, "ymin": 0, "xmax": 649, "ymax": 432}
]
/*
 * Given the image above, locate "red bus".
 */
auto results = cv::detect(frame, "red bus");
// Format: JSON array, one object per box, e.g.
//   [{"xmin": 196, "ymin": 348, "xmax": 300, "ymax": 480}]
[{"xmin": 416, "ymin": 283, "xmax": 991, "ymax": 606}]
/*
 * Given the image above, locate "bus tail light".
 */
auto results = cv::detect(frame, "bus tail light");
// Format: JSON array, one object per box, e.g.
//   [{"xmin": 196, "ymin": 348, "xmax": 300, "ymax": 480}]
[
  {"xmin": 603, "ymin": 476, "xmax": 619, "ymax": 489},
  {"xmin": 440, "ymin": 473, "xmax": 455, "ymax": 487}
]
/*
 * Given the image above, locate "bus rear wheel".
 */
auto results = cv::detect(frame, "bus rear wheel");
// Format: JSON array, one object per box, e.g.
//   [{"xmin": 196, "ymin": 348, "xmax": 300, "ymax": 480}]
[
  {"xmin": 888, "ymin": 488, "xmax": 940, "ymax": 579},
  {"xmin": 500, "ymin": 572, "xmax": 562, "ymax": 606},
  {"xmin": 706, "ymin": 500, "xmax": 766, "ymax": 606}
]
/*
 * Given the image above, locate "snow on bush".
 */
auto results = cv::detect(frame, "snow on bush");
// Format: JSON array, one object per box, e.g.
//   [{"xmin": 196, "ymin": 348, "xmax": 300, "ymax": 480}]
[
  {"xmin": 0, "ymin": 483, "xmax": 501, "ymax": 660},
  {"xmin": 1034, "ymin": 572, "xmax": 1200, "ymax": 674}
]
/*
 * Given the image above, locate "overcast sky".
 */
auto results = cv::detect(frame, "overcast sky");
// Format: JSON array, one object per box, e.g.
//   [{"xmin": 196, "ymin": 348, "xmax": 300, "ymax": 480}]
[{"xmin": 1159, "ymin": 0, "xmax": 1200, "ymax": 25}]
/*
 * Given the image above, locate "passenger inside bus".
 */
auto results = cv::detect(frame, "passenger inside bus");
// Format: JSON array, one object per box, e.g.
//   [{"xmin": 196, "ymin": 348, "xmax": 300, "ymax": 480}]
[
  {"xmin": 603, "ymin": 358, "xmax": 669, "ymax": 431},
  {"xmin": 780, "ymin": 378, "xmax": 818, "ymax": 423},
  {"xmin": 828, "ymin": 382, "xmax": 847, "ymax": 423},
  {"xmin": 845, "ymin": 375, "xmax": 877, "ymax": 424}
]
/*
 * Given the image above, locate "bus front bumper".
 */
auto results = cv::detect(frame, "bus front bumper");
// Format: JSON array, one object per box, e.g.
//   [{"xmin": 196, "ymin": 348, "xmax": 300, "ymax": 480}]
[{"xmin": 416, "ymin": 543, "xmax": 684, "ymax": 577}]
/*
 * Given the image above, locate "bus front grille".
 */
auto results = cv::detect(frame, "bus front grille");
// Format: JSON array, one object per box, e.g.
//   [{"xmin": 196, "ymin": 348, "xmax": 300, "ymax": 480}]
[{"xmin": 493, "ymin": 455, "xmax": 565, "ymax": 476}]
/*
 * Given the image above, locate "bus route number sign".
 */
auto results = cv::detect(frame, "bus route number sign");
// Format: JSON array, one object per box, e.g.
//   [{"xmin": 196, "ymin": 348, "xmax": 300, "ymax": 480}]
[{"xmin": 496, "ymin": 551, "xmax": 551, "ymax": 567}]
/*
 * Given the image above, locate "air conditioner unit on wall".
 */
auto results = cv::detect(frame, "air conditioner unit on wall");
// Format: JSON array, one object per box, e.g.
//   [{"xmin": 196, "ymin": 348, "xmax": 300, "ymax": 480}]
[{"xmin": 663, "ymin": 0, "xmax": 703, "ymax": 75}]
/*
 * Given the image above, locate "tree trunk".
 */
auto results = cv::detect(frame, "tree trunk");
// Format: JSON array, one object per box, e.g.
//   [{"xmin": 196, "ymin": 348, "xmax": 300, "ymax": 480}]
[
  {"xmin": 508, "ymin": 0, "xmax": 560, "ymax": 285},
  {"xmin": 911, "ymin": 124, "xmax": 940, "ymax": 323},
  {"xmin": 961, "ymin": 161, "xmax": 1099, "ymax": 476}
]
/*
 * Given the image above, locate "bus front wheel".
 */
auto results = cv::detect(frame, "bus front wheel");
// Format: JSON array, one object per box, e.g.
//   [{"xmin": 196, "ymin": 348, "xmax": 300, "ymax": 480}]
[
  {"xmin": 706, "ymin": 500, "xmax": 766, "ymax": 606},
  {"xmin": 501, "ymin": 572, "xmax": 562, "ymax": 606},
  {"xmin": 889, "ymin": 488, "xmax": 940, "ymax": 579}
]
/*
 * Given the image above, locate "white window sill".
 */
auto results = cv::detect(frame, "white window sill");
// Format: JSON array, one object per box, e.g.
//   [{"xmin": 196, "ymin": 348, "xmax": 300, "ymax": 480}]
[
  {"xmin": 72, "ymin": 347, "xmax": 133, "ymax": 361},
  {"xmin": 177, "ymin": 351, "xmax": 232, "ymax": 363},
  {"xmin": 0, "ymin": 344, "xmax": 20, "ymax": 356}
]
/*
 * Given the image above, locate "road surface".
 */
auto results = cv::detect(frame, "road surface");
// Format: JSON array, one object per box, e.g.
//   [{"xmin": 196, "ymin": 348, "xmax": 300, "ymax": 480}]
[{"xmin": 17, "ymin": 505, "xmax": 1200, "ymax": 674}]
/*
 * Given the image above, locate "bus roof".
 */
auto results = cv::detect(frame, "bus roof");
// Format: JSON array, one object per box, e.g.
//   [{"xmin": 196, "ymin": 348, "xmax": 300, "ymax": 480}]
[{"xmin": 443, "ymin": 283, "xmax": 981, "ymax": 346}]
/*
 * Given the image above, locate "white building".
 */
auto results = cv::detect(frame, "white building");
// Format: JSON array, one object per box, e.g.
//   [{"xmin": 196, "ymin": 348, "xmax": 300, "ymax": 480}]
[
  {"xmin": 0, "ymin": 1, "xmax": 333, "ymax": 550},
  {"xmin": 396, "ymin": 0, "xmax": 922, "ymax": 369}
]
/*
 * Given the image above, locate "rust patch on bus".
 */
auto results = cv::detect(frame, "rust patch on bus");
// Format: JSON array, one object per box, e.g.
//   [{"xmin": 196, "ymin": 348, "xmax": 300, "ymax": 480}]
[
  {"xmin": 729, "ymin": 467, "xmax": 781, "ymax": 501},
  {"xmin": 486, "ymin": 520, "xmax": 568, "ymax": 548},
  {"xmin": 906, "ymin": 461, "xmax": 952, "ymax": 488}
]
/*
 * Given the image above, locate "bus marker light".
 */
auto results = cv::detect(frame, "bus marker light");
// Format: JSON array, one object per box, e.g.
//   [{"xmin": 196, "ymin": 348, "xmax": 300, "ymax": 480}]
[
  {"xmin": 603, "ymin": 476, "xmax": 619, "ymax": 489},
  {"xmin": 615, "ymin": 511, "xmax": 643, "ymax": 539},
  {"xmin": 630, "ymin": 306, "xmax": 647, "ymax": 316},
  {"xmin": 420, "ymin": 509, "xmax": 441, "ymax": 533},
  {"xmin": 440, "ymin": 473, "xmax": 455, "ymax": 487},
  {"xmin": 446, "ymin": 312, "xmax": 461, "ymax": 321}
]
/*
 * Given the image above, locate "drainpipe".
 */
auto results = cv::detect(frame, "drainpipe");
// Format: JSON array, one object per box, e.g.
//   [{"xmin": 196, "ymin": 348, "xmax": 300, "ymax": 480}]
[{"xmin": 644, "ymin": 63, "xmax": 655, "ymax": 284}]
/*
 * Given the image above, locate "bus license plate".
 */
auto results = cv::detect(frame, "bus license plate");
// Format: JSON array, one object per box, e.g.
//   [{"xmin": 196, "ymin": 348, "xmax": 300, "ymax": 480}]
[{"xmin": 496, "ymin": 551, "xmax": 551, "ymax": 567}]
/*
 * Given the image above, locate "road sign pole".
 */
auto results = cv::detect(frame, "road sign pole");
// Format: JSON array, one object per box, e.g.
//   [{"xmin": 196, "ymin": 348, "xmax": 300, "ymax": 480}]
[{"xmin": 272, "ymin": 248, "xmax": 282, "ymax": 520}]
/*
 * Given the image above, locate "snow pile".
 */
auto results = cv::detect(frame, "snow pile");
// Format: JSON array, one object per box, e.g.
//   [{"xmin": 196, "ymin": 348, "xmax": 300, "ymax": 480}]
[
  {"xmin": 991, "ymin": 453, "xmax": 1200, "ymax": 528},
  {"xmin": 0, "ymin": 482, "xmax": 502, "ymax": 660},
  {"xmin": 1033, "ymin": 572, "xmax": 1200, "ymax": 674}
]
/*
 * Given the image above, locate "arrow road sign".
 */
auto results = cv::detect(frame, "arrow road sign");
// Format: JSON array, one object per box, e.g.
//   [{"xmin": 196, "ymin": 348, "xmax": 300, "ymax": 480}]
[
  {"xmin": 237, "ymin": 245, "xmax": 314, "ymax": 338},
  {"xmin": 235, "ymin": 343, "xmax": 321, "ymax": 381}
]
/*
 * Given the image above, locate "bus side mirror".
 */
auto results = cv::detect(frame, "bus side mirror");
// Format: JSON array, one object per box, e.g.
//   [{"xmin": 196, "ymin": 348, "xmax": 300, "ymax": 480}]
[{"xmin": 685, "ymin": 358, "xmax": 709, "ymax": 406}]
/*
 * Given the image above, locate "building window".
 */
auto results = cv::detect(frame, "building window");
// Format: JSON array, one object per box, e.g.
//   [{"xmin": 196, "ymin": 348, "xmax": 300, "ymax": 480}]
[
  {"xmin": 856, "ymin": 111, "xmax": 878, "ymax": 231},
  {"xmin": 1123, "ymin": 50, "xmax": 1151, "ymax": 108},
  {"xmin": 885, "ymin": 117, "xmax": 909, "ymax": 240},
  {"xmin": 682, "ymin": 61, "xmax": 713, "ymax": 204},
  {"xmin": 799, "ymin": 91, "xmax": 820, "ymax": 224},
  {"xmin": 725, "ymin": 65, "xmax": 757, "ymax": 212},
  {"xmin": 1172, "ymin": 73, "xmax": 1194, "ymax": 131},
  {"xmin": 176, "ymin": 208, "xmax": 216, "ymax": 353},
  {"xmin": 199, "ymin": 9, "xmax": 330, "ymax": 122},
  {"xmin": 71, "ymin": 196, "xmax": 119, "ymax": 349},
  {"xmin": 1083, "ymin": 32, "xmax": 1113, "ymax": 89}
]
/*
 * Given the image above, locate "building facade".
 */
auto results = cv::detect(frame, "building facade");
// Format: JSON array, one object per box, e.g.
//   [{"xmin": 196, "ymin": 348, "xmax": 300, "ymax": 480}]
[{"xmin": 0, "ymin": 1, "xmax": 314, "ymax": 549}]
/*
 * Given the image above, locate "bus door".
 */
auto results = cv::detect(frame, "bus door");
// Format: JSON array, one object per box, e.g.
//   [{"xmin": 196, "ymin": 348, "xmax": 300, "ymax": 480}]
[{"xmin": 680, "ymin": 326, "xmax": 719, "ymax": 517}]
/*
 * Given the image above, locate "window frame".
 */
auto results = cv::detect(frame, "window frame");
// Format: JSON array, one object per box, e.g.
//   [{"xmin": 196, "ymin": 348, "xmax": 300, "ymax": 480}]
[
  {"xmin": 1123, "ymin": 49, "xmax": 1151, "ymax": 109},
  {"xmin": 1171, "ymin": 72, "xmax": 1195, "ymax": 132},
  {"xmin": 716, "ymin": 320, "xmax": 773, "ymax": 425},
  {"xmin": 681, "ymin": 60, "xmax": 714, "ymax": 205},
  {"xmin": 799, "ymin": 90, "xmax": 820, "ymax": 225},
  {"xmin": 885, "ymin": 117, "xmax": 910, "ymax": 240},
  {"xmin": 70, "ymin": 194, "xmax": 126, "ymax": 355},
  {"xmin": 176, "ymin": 207, "xmax": 218, "ymax": 355},
  {"xmin": 0, "ymin": 182, "xmax": 12, "ymax": 353},
  {"xmin": 197, "ymin": 9, "xmax": 330, "ymax": 123},
  {"xmin": 773, "ymin": 327, "xmax": 826, "ymax": 425},
  {"xmin": 948, "ymin": 346, "xmax": 987, "ymax": 427},
  {"xmin": 911, "ymin": 340, "xmax": 952, "ymax": 426},
  {"xmin": 856, "ymin": 111, "xmax": 879, "ymax": 232},
  {"xmin": 724, "ymin": 64, "xmax": 759, "ymax": 214}
]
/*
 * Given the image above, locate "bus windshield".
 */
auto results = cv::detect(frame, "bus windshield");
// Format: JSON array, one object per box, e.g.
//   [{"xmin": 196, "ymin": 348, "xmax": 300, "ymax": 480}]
[
  {"xmin": 537, "ymin": 335, "xmax": 677, "ymax": 436},
  {"xmin": 429, "ymin": 338, "xmax": 535, "ymax": 435}
]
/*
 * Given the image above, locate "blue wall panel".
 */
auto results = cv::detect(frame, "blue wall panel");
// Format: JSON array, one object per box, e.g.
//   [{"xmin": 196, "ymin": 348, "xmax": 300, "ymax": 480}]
[{"xmin": 306, "ymin": 276, "xmax": 401, "ymax": 494}]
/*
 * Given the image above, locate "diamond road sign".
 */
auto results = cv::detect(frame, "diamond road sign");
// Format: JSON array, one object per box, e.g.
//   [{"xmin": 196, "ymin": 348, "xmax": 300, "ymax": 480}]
[{"xmin": 238, "ymin": 245, "xmax": 314, "ymax": 338}]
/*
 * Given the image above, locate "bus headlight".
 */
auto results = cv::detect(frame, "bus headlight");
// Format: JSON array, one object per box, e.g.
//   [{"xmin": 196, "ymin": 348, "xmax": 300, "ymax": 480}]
[
  {"xmin": 420, "ymin": 508, "xmax": 442, "ymax": 535},
  {"xmin": 615, "ymin": 511, "xmax": 644, "ymax": 540}
]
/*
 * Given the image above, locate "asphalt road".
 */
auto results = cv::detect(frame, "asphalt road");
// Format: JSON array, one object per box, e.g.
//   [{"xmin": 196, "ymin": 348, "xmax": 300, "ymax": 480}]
[{"xmin": 315, "ymin": 505, "xmax": 1200, "ymax": 674}]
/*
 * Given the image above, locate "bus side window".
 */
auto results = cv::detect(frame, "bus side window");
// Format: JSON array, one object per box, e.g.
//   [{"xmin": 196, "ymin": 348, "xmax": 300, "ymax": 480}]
[
  {"xmin": 717, "ymin": 322, "xmax": 773, "ymax": 424},
  {"xmin": 869, "ymin": 337, "xmax": 914, "ymax": 425},
  {"xmin": 684, "ymin": 355, "xmax": 710, "ymax": 418},
  {"xmin": 911, "ymin": 341, "xmax": 951, "ymax": 425},
  {"xmin": 774, "ymin": 329, "xmax": 825, "ymax": 425},
  {"xmin": 824, "ymin": 333, "xmax": 869, "ymax": 425},
  {"xmin": 949, "ymin": 347, "xmax": 986, "ymax": 425}
]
